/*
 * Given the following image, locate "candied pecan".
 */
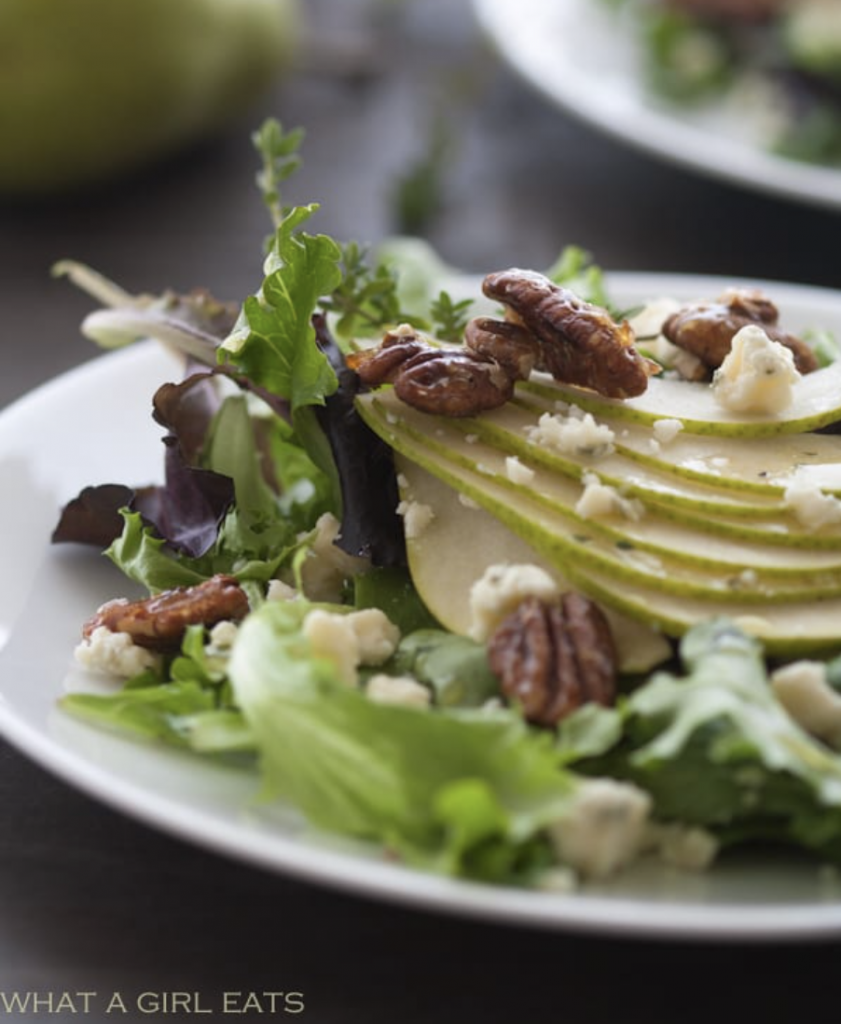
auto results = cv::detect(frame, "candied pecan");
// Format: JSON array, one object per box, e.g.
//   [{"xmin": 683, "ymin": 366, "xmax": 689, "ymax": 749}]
[
  {"xmin": 349, "ymin": 326, "xmax": 516, "ymax": 417},
  {"xmin": 83, "ymin": 574, "xmax": 249, "ymax": 652},
  {"xmin": 394, "ymin": 350, "xmax": 516, "ymax": 416},
  {"xmin": 347, "ymin": 329, "xmax": 433, "ymax": 385},
  {"xmin": 487, "ymin": 593, "xmax": 617, "ymax": 727},
  {"xmin": 482, "ymin": 269, "xmax": 658, "ymax": 399},
  {"xmin": 464, "ymin": 316, "xmax": 539, "ymax": 380},
  {"xmin": 662, "ymin": 288, "xmax": 818, "ymax": 375}
]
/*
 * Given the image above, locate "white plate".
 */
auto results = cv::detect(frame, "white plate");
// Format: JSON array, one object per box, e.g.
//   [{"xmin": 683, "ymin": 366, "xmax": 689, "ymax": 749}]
[
  {"xmin": 473, "ymin": 0, "xmax": 841, "ymax": 210},
  {"xmin": 5, "ymin": 272, "xmax": 841, "ymax": 941}
]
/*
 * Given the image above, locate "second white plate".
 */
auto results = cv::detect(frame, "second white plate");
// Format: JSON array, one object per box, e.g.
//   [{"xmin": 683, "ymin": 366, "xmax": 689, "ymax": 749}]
[{"xmin": 473, "ymin": 0, "xmax": 841, "ymax": 209}]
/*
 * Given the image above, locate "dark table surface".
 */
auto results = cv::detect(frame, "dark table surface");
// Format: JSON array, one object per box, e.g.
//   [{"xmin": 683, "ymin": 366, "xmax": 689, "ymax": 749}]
[{"xmin": 4, "ymin": 1, "xmax": 841, "ymax": 1020}]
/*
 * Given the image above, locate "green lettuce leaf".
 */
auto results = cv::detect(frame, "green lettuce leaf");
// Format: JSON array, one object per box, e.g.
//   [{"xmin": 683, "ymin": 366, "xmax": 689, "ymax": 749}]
[
  {"xmin": 106, "ymin": 508, "xmax": 292, "ymax": 594},
  {"xmin": 560, "ymin": 618, "xmax": 841, "ymax": 859},
  {"xmin": 61, "ymin": 625, "xmax": 255, "ymax": 754},
  {"xmin": 228, "ymin": 600, "xmax": 579, "ymax": 882},
  {"xmin": 220, "ymin": 204, "xmax": 343, "ymax": 412}
]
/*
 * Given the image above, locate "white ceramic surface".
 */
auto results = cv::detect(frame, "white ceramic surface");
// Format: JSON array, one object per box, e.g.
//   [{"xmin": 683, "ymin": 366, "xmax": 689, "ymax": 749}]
[
  {"xmin": 473, "ymin": 0, "xmax": 841, "ymax": 210},
  {"xmin": 5, "ymin": 274, "xmax": 841, "ymax": 940}
]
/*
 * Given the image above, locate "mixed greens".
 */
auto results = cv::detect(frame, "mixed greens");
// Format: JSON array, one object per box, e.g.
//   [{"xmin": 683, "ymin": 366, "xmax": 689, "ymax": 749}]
[{"xmin": 52, "ymin": 121, "xmax": 841, "ymax": 889}]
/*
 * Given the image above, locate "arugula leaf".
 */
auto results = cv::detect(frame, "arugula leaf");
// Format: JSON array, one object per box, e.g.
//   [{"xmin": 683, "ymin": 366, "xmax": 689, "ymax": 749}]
[
  {"xmin": 388, "ymin": 629, "xmax": 501, "ymax": 708},
  {"xmin": 52, "ymin": 260, "xmax": 236, "ymax": 364},
  {"xmin": 62, "ymin": 626, "xmax": 255, "ymax": 755},
  {"xmin": 106, "ymin": 512, "xmax": 209, "ymax": 591},
  {"xmin": 106, "ymin": 506, "xmax": 292, "ymax": 595},
  {"xmin": 352, "ymin": 565, "xmax": 439, "ymax": 636}
]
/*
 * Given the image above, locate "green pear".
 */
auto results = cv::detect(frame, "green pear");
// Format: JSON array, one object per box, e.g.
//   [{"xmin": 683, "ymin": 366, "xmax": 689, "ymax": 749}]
[
  {"xmin": 362, "ymin": 388, "xmax": 841, "ymax": 560},
  {"xmin": 522, "ymin": 358, "xmax": 841, "ymax": 437},
  {"xmin": 515, "ymin": 389, "xmax": 841, "ymax": 497},
  {"xmin": 464, "ymin": 400, "xmax": 788, "ymax": 520},
  {"xmin": 393, "ymin": 456, "xmax": 674, "ymax": 675},
  {"xmin": 0, "ymin": 0, "xmax": 301, "ymax": 195},
  {"xmin": 356, "ymin": 386, "xmax": 841, "ymax": 657}
]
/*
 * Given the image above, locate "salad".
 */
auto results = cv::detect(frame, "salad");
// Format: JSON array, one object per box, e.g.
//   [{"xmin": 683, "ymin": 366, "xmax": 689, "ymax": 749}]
[
  {"xmin": 51, "ymin": 120, "xmax": 841, "ymax": 890},
  {"xmin": 600, "ymin": 0, "xmax": 841, "ymax": 166}
]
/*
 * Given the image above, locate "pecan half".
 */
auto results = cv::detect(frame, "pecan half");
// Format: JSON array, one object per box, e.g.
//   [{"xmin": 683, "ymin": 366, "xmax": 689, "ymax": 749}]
[
  {"xmin": 487, "ymin": 593, "xmax": 617, "ymax": 727},
  {"xmin": 482, "ymin": 269, "xmax": 658, "ymax": 399},
  {"xmin": 662, "ymin": 288, "xmax": 818, "ymax": 375},
  {"xmin": 82, "ymin": 574, "xmax": 249, "ymax": 652},
  {"xmin": 349, "ymin": 326, "xmax": 516, "ymax": 417},
  {"xmin": 463, "ymin": 316, "xmax": 539, "ymax": 380},
  {"xmin": 394, "ymin": 350, "xmax": 516, "ymax": 416},
  {"xmin": 350, "ymin": 268, "xmax": 658, "ymax": 416},
  {"xmin": 347, "ymin": 329, "xmax": 432, "ymax": 385}
]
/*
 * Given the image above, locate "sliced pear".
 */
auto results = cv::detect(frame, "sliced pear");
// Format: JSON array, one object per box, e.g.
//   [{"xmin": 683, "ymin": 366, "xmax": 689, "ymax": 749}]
[
  {"xmin": 352, "ymin": 274, "xmax": 841, "ymax": 658},
  {"xmin": 396, "ymin": 454, "xmax": 841, "ymax": 660},
  {"xmin": 569, "ymin": 565, "xmax": 841, "ymax": 658},
  {"xmin": 358, "ymin": 393, "xmax": 841, "ymax": 608},
  {"xmin": 521, "ymin": 360, "xmax": 841, "ymax": 437},
  {"xmin": 395, "ymin": 457, "xmax": 673, "ymax": 674},
  {"xmin": 513, "ymin": 392, "xmax": 841, "ymax": 497},
  {"xmin": 362, "ymin": 389, "xmax": 841, "ymax": 564},
  {"xmin": 399, "ymin": 389, "xmax": 841, "ymax": 552},
  {"xmin": 458, "ymin": 400, "xmax": 788, "ymax": 519}
]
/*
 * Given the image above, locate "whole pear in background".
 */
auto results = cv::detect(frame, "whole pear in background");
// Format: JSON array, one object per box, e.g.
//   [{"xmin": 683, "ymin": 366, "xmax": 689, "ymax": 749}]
[{"xmin": 0, "ymin": 0, "xmax": 301, "ymax": 196}]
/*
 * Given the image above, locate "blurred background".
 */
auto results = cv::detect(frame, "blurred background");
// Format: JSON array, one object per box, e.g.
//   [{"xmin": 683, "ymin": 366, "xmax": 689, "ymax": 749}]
[
  {"xmin": 3, "ymin": 0, "xmax": 841, "ymax": 408},
  {"xmin": 3, "ymin": 0, "xmax": 841, "ymax": 1020}
]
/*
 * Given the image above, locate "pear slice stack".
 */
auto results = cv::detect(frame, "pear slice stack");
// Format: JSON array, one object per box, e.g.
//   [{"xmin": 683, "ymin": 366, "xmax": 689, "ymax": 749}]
[
  {"xmin": 356, "ymin": 365, "xmax": 841, "ymax": 657},
  {"xmin": 520, "ymin": 355, "xmax": 841, "ymax": 437}
]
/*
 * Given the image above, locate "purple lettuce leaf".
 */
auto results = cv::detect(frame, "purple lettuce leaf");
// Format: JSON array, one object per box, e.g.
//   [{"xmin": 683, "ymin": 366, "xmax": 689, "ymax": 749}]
[{"xmin": 312, "ymin": 315, "xmax": 406, "ymax": 567}]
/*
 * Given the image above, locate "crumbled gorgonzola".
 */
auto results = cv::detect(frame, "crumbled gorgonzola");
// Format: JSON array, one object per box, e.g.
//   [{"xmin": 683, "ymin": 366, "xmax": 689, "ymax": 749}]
[
  {"xmin": 652, "ymin": 417, "xmax": 684, "ymax": 445},
  {"xmin": 784, "ymin": 476, "xmax": 841, "ymax": 530},
  {"xmin": 209, "ymin": 620, "xmax": 239, "ymax": 650},
  {"xmin": 505, "ymin": 455, "xmax": 535, "ymax": 485},
  {"xmin": 467, "ymin": 563, "xmax": 560, "ymax": 642},
  {"xmin": 771, "ymin": 660, "xmax": 841, "ymax": 749},
  {"xmin": 548, "ymin": 778, "xmax": 652, "ymax": 879},
  {"xmin": 647, "ymin": 823, "xmax": 719, "ymax": 871},
  {"xmin": 298, "ymin": 512, "xmax": 370, "ymax": 603},
  {"xmin": 302, "ymin": 607, "xmax": 402, "ymax": 687},
  {"xmin": 346, "ymin": 608, "xmax": 401, "ymax": 666},
  {"xmin": 575, "ymin": 471, "xmax": 644, "ymax": 521},
  {"xmin": 396, "ymin": 499, "xmax": 435, "ymax": 539},
  {"xmin": 365, "ymin": 674, "xmax": 431, "ymax": 708},
  {"xmin": 527, "ymin": 407, "xmax": 615, "ymax": 460},
  {"xmin": 74, "ymin": 626, "xmax": 161, "ymax": 679},
  {"xmin": 712, "ymin": 324, "xmax": 801, "ymax": 415},
  {"xmin": 302, "ymin": 609, "xmax": 360, "ymax": 686},
  {"xmin": 266, "ymin": 579, "xmax": 300, "ymax": 602}
]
